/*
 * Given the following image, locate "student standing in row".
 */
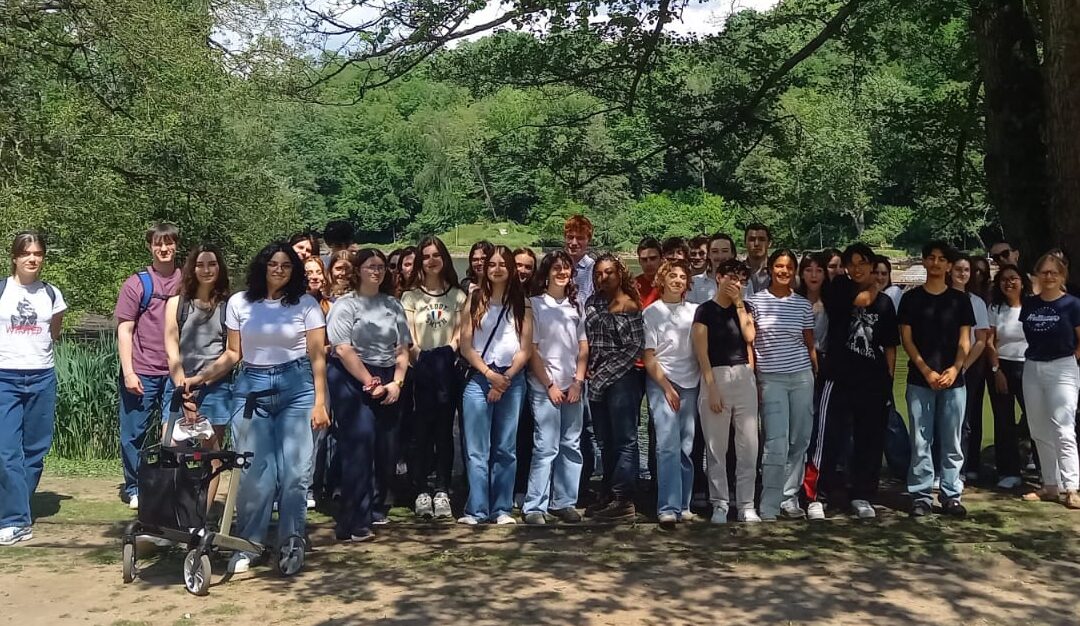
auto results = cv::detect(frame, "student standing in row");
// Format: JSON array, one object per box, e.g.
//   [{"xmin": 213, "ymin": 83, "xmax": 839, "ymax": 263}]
[
  {"xmin": 0, "ymin": 232, "xmax": 67, "ymax": 546},
  {"xmin": 949, "ymin": 256, "xmax": 990, "ymax": 481},
  {"xmin": 986, "ymin": 264, "xmax": 1030, "ymax": 490},
  {"xmin": 634, "ymin": 237, "xmax": 663, "ymax": 309},
  {"xmin": 899, "ymin": 242, "xmax": 973, "ymax": 518},
  {"xmin": 459, "ymin": 246, "xmax": 533, "ymax": 525},
  {"xmin": 562, "ymin": 216, "xmax": 598, "ymax": 503},
  {"xmin": 116, "ymin": 223, "xmax": 182, "ymax": 510},
  {"xmin": 523, "ymin": 251, "xmax": 588, "ymax": 525},
  {"xmin": 743, "ymin": 224, "xmax": 772, "ymax": 296}
]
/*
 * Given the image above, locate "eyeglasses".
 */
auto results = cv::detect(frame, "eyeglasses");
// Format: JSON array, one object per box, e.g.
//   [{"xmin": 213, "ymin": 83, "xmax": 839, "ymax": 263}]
[
  {"xmin": 992, "ymin": 248, "xmax": 1013, "ymax": 259},
  {"xmin": 363, "ymin": 265, "xmax": 386, "ymax": 273}
]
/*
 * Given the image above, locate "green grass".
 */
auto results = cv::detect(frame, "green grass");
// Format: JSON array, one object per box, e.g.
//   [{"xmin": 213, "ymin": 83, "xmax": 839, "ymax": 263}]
[
  {"xmin": 45, "ymin": 456, "xmax": 122, "ymax": 477},
  {"xmin": 893, "ymin": 355, "xmax": 997, "ymax": 450},
  {"xmin": 437, "ymin": 221, "xmax": 539, "ymax": 252}
]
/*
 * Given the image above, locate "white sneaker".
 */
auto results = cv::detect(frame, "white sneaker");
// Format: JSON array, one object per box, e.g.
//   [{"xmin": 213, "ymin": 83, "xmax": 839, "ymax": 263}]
[
  {"xmin": 494, "ymin": 514, "xmax": 517, "ymax": 525},
  {"xmin": 711, "ymin": 504, "xmax": 729, "ymax": 525},
  {"xmin": 780, "ymin": 498, "xmax": 805, "ymax": 519},
  {"xmin": 806, "ymin": 501, "xmax": 826, "ymax": 521},
  {"xmin": 851, "ymin": 499, "xmax": 876, "ymax": 519},
  {"xmin": 0, "ymin": 526, "xmax": 32, "ymax": 546},
  {"xmin": 415, "ymin": 493, "xmax": 434, "ymax": 519},
  {"xmin": 679, "ymin": 511, "xmax": 698, "ymax": 523},
  {"xmin": 432, "ymin": 492, "xmax": 452, "ymax": 519},
  {"xmin": 228, "ymin": 552, "xmax": 251, "ymax": 574},
  {"xmin": 306, "ymin": 491, "xmax": 316, "ymax": 510},
  {"xmin": 932, "ymin": 477, "xmax": 941, "ymax": 491},
  {"xmin": 457, "ymin": 515, "xmax": 480, "ymax": 525},
  {"xmin": 128, "ymin": 495, "xmax": 139, "ymax": 511},
  {"xmin": 657, "ymin": 512, "xmax": 678, "ymax": 524},
  {"xmin": 997, "ymin": 476, "xmax": 1023, "ymax": 490},
  {"xmin": 738, "ymin": 508, "xmax": 762, "ymax": 523}
]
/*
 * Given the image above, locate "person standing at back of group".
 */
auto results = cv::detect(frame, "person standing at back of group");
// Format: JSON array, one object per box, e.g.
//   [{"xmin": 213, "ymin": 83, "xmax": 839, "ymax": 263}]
[
  {"xmin": 948, "ymin": 255, "xmax": 990, "ymax": 482},
  {"xmin": 687, "ymin": 233, "xmax": 736, "ymax": 305},
  {"xmin": 462, "ymin": 241, "xmax": 494, "ymax": 294},
  {"xmin": 320, "ymin": 220, "xmax": 354, "ymax": 268},
  {"xmin": 743, "ymin": 224, "xmax": 772, "ymax": 296},
  {"xmin": 634, "ymin": 237, "xmax": 663, "ymax": 309},
  {"xmin": 115, "ymin": 223, "xmax": 183, "ymax": 510},
  {"xmin": 563, "ymin": 215, "xmax": 598, "ymax": 503},
  {"xmin": 0, "ymin": 232, "xmax": 67, "ymax": 547},
  {"xmin": 986, "ymin": 264, "xmax": 1031, "ymax": 490},
  {"xmin": 401, "ymin": 236, "xmax": 467, "ymax": 520},
  {"xmin": 512, "ymin": 246, "xmax": 538, "ymax": 506},
  {"xmin": 899, "ymin": 241, "xmax": 973, "ymax": 518}
]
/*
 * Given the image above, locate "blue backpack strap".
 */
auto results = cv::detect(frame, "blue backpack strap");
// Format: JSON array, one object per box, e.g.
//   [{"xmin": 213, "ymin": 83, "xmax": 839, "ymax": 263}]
[{"xmin": 136, "ymin": 270, "xmax": 153, "ymax": 316}]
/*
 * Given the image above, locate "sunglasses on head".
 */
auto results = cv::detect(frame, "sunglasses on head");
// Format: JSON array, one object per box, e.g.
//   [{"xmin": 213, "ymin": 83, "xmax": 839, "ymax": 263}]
[{"xmin": 992, "ymin": 248, "xmax": 1012, "ymax": 259}]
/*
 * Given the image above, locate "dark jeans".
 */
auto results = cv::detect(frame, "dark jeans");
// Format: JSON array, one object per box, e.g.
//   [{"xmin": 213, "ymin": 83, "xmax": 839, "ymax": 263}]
[
  {"xmin": 410, "ymin": 346, "xmax": 457, "ymax": 495},
  {"xmin": 805, "ymin": 376, "xmax": 890, "ymax": 503},
  {"xmin": 118, "ymin": 373, "xmax": 168, "ymax": 498},
  {"xmin": 989, "ymin": 359, "xmax": 1027, "ymax": 477},
  {"xmin": 961, "ymin": 357, "xmax": 987, "ymax": 474},
  {"xmin": 589, "ymin": 368, "xmax": 645, "ymax": 500},
  {"xmin": 330, "ymin": 362, "xmax": 401, "ymax": 537},
  {"xmin": 514, "ymin": 397, "xmax": 534, "ymax": 496}
]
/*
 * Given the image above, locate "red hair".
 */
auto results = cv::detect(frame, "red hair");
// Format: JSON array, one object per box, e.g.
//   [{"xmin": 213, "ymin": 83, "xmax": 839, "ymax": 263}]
[{"xmin": 563, "ymin": 215, "xmax": 594, "ymax": 239}]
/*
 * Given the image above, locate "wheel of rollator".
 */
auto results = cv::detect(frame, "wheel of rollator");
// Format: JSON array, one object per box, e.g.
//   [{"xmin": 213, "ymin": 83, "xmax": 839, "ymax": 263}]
[
  {"xmin": 122, "ymin": 541, "xmax": 137, "ymax": 584},
  {"xmin": 183, "ymin": 549, "xmax": 212, "ymax": 596},
  {"xmin": 273, "ymin": 535, "xmax": 305, "ymax": 577}
]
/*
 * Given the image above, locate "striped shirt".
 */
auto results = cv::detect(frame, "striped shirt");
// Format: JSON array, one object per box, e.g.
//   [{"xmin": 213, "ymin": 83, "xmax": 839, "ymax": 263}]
[{"xmin": 748, "ymin": 289, "xmax": 815, "ymax": 374}]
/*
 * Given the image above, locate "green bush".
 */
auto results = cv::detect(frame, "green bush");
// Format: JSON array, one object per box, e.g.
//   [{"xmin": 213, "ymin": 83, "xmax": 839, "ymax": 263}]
[{"xmin": 53, "ymin": 333, "xmax": 120, "ymax": 460}]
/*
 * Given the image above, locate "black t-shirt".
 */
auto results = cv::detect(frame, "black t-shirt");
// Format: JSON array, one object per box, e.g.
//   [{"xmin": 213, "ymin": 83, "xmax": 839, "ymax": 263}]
[
  {"xmin": 692, "ymin": 300, "xmax": 749, "ymax": 367},
  {"xmin": 822, "ymin": 275, "xmax": 900, "ymax": 383},
  {"xmin": 897, "ymin": 285, "xmax": 976, "ymax": 389}
]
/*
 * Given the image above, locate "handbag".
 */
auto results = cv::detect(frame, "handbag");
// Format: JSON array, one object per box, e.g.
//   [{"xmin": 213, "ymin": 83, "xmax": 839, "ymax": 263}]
[{"xmin": 454, "ymin": 307, "xmax": 507, "ymax": 386}]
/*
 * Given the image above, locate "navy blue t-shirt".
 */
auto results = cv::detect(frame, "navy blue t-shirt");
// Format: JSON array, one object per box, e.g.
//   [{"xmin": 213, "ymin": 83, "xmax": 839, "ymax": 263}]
[{"xmin": 1020, "ymin": 293, "xmax": 1080, "ymax": 362}]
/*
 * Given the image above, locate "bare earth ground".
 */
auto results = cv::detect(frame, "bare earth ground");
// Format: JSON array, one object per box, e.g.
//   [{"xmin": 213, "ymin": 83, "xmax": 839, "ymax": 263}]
[{"xmin": 2, "ymin": 472, "xmax": 1079, "ymax": 626}]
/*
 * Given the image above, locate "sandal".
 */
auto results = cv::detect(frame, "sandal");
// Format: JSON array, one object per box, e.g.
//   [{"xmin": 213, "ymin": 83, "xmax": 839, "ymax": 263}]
[
  {"xmin": 1021, "ymin": 489, "xmax": 1060, "ymax": 503},
  {"xmin": 1062, "ymin": 491, "xmax": 1080, "ymax": 510}
]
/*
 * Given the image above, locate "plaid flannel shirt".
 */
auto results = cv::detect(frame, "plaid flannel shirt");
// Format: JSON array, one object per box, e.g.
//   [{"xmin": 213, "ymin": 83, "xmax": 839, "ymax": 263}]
[{"xmin": 584, "ymin": 294, "xmax": 644, "ymax": 401}]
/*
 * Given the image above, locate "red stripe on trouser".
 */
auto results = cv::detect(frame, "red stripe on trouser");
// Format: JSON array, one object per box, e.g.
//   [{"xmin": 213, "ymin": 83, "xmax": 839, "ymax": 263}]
[{"xmin": 802, "ymin": 379, "xmax": 834, "ymax": 502}]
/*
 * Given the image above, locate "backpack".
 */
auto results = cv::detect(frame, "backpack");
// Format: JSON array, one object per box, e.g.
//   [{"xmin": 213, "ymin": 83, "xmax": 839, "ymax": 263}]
[
  {"xmin": 175, "ymin": 294, "xmax": 228, "ymax": 347},
  {"xmin": 0, "ymin": 277, "xmax": 57, "ymax": 305}
]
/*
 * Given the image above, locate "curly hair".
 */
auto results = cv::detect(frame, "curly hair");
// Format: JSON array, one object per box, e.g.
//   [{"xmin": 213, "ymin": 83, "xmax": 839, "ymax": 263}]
[
  {"xmin": 327, "ymin": 249, "xmax": 356, "ymax": 298},
  {"xmin": 653, "ymin": 259, "xmax": 691, "ymax": 297},
  {"xmin": 593, "ymin": 252, "xmax": 641, "ymax": 308},
  {"xmin": 180, "ymin": 243, "xmax": 231, "ymax": 308},
  {"xmin": 245, "ymin": 241, "xmax": 307, "ymax": 305},
  {"xmin": 990, "ymin": 263, "xmax": 1031, "ymax": 307},
  {"xmin": 470, "ymin": 245, "xmax": 527, "ymax": 333},
  {"xmin": 532, "ymin": 250, "xmax": 579, "ymax": 307}
]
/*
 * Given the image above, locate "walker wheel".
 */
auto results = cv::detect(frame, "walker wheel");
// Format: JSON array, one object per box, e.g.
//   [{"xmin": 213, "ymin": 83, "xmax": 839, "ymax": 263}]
[
  {"xmin": 273, "ymin": 535, "xmax": 305, "ymax": 577},
  {"xmin": 183, "ymin": 549, "xmax": 212, "ymax": 596},
  {"xmin": 122, "ymin": 541, "xmax": 137, "ymax": 583}
]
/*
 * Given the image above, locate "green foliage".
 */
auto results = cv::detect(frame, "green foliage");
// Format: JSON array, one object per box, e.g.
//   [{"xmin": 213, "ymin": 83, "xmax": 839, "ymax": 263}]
[{"xmin": 53, "ymin": 334, "xmax": 120, "ymax": 460}]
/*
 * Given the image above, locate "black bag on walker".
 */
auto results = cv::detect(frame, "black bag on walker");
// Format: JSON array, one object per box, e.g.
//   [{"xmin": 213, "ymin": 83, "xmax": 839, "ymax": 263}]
[{"xmin": 136, "ymin": 445, "xmax": 210, "ymax": 530}]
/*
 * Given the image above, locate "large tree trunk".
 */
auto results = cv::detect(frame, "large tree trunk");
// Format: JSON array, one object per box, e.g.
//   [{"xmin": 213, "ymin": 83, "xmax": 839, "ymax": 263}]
[
  {"xmin": 970, "ymin": 0, "xmax": 1050, "ymax": 270},
  {"xmin": 1041, "ymin": 0, "xmax": 1080, "ymax": 283}
]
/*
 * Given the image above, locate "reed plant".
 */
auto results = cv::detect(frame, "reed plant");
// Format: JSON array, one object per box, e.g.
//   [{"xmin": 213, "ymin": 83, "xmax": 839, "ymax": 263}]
[{"xmin": 53, "ymin": 332, "xmax": 120, "ymax": 459}]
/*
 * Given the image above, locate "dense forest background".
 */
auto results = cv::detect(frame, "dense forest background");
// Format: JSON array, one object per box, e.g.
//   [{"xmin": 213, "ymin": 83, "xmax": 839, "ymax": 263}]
[{"xmin": 3, "ymin": 0, "xmax": 1078, "ymax": 316}]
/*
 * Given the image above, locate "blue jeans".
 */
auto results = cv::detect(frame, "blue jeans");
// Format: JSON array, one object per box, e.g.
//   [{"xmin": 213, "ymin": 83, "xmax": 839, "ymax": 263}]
[
  {"xmin": 329, "ymin": 362, "xmax": 400, "ymax": 537},
  {"xmin": 758, "ymin": 369, "xmax": 814, "ymax": 517},
  {"xmin": 523, "ymin": 385, "xmax": 584, "ymax": 514},
  {"xmin": 646, "ymin": 379, "xmax": 699, "ymax": 515},
  {"xmin": 0, "ymin": 369, "xmax": 57, "ymax": 528},
  {"xmin": 907, "ymin": 384, "xmax": 966, "ymax": 503},
  {"xmin": 161, "ymin": 378, "xmax": 234, "ymax": 426},
  {"xmin": 119, "ymin": 373, "xmax": 169, "ymax": 498},
  {"xmin": 590, "ymin": 368, "xmax": 645, "ymax": 500},
  {"xmin": 232, "ymin": 359, "xmax": 315, "ymax": 546},
  {"xmin": 461, "ymin": 371, "xmax": 526, "ymax": 520}
]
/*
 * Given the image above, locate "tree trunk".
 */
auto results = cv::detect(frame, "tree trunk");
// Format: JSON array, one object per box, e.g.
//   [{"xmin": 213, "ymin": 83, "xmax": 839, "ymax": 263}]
[
  {"xmin": 970, "ymin": 0, "xmax": 1050, "ymax": 269},
  {"xmin": 1040, "ymin": 0, "xmax": 1080, "ymax": 282}
]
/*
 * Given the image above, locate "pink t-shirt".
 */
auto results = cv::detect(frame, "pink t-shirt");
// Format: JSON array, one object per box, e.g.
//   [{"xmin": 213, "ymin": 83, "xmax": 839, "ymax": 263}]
[{"xmin": 114, "ymin": 267, "xmax": 182, "ymax": 376}]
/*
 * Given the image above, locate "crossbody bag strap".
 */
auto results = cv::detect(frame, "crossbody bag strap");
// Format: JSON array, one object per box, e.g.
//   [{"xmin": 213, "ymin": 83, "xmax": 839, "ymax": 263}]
[{"xmin": 478, "ymin": 306, "xmax": 507, "ymax": 362}]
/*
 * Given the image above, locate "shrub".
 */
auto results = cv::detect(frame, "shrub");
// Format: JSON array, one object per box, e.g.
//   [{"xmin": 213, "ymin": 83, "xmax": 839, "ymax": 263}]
[{"xmin": 53, "ymin": 333, "xmax": 121, "ymax": 460}]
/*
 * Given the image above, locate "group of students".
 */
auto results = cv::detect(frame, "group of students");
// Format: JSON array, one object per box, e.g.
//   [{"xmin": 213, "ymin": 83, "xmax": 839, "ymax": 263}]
[{"xmin": 1, "ymin": 218, "xmax": 1078, "ymax": 570}]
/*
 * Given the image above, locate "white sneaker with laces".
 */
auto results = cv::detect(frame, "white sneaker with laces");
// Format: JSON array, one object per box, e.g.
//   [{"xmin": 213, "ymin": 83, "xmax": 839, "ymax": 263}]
[
  {"xmin": 128, "ymin": 495, "xmax": 139, "ymax": 511},
  {"xmin": 851, "ymin": 499, "xmax": 876, "ymax": 519},
  {"xmin": 679, "ymin": 511, "xmax": 698, "ymax": 523},
  {"xmin": 306, "ymin": 492, "xmax": 316, "ymax": 509},
  {"xmin": 737, "ymin": 508, "xmax": 762, "ymax": 523},
  {"xmin": 0, "ymin": 526, "xmax": 32, "ymax": 546},
  {"xmin": 997, "ymin": 476, "xmax": 1023, "ymax": 490},
  {"xmin": 432, "ymin": 492, "xmax": 452, "ymax": 518},
  {"xmin": 494, "ymin": 514, "xmax": 517, "ymax": 525},
  {"xmin": 415, "ymin": 493, "xmax": 434, "ymax": 519},
  {"xmin": 780, "ymin": 498, "xmax": 805, "ymax": 519},
  {"xmin": 457, "ymin": 515, "xmax": 480, "ymax": 525},
  {"xmin": 806, "ymin": 501, "xmax": 826, "ymax": 521},
  {"xmin": 657, "ymin": 512, "xmax": 678, "ymax": 524},
  {"xmin": 711, "ymin": 503, "xmax": 729, "ymax": 524},
  {"xmin": 228, "ymin": 552, "xmax": 252, "ymax": 574}
]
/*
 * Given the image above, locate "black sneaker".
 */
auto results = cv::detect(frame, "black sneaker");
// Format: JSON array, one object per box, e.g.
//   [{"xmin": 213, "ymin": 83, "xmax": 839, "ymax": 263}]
[
  {"xmin": 584, "ymin": 496, "xmax": 611, "ymax": 518},
  {"xmin": 549, "ymin": 507, "xmax": 582, "ymax": 523},
  {"xmin": 595, "ymin": 499, "xmax": 636, "ymax": 522},
  {"xmin": 911, "ymin": 500, "xmax": 932, "ymax": 518},
  {"xmin": 941, "ymin": 499, "xmax": 967, "ymax": 518},
  {"xmin": 524, "ymin": 512, "xmax": 547, "ymax": 525}
]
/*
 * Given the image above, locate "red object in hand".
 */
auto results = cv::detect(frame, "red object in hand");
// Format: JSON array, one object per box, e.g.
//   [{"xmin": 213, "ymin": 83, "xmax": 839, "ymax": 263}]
[{"xmin": 364, "ymin": 376, "xmax": 382, "ymax": 393}]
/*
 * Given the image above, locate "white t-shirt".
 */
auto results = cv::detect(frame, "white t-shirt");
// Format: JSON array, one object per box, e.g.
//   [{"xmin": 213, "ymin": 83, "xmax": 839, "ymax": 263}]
[
  {"xmin": 687, "ymin": 273, "xmax": 717, "ymax": 305},
  {"xmin": 643, "ymin": 299, "xmax": 700, "ymax": 388},
  {"xmin": 529, "ymin": 294, "xmax": 586, "ymax": 392},
  {"xmin": 989, "ymin": 303, "xmax": 1027, "ymax": 362},
  {"xmin": 471, "ymin": 303, "xmax": 521, "ymax": 369},
  {"xmin": 968, "ymin": 292, "xmax": 990, "ymax": 346},
  {"xmin": 884, "ymin": 285, "xmax": 903, "ymax": 313},
  {"xmin": 0, "ymin": 277, "xmax": 67, "ymax": 370},
  {"xmin": 226, "ymin": 292, "xmax": 325, "ymax": 366}
]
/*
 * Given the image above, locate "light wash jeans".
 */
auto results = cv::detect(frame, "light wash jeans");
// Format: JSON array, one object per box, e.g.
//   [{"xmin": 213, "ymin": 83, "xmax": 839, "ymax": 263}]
[
  {"xmin": 758, "ymin": 369, "xmax": 814, "ymax": 517},
  {"xmin": 462, "ymin": 371, "xmax": 526, "ymax": 520},
  {"xmin": 0, "ymin": 369, "xmax": 57, "ymax": 528},
  {"xmin": 1023, "ymin": 357, "xmax": 1080, "ymax": 491},
  {"xmin": 906, "ymin": 383, "xmax": 966, "ymax": 503},
  {"xmin": 523, "ymin": 385, "xmax": 584, "ymax": 514},
  {"xmin": 232, "ymin": 358, "xmax": 315, "ymax": 547},
  {"xmin": 698, "ymin": 364, "xmax": 759, "ymax": 510},
  {"xmin": 646, "ymin": 379, "xmax": 699, "ymax": 515}
]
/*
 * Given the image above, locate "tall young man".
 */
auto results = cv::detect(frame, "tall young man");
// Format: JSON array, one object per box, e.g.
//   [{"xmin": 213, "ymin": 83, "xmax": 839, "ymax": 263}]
[
  {"xmin": 743, "ymin": 224, "xmax": 771, "ymax": 296},
  {"xmin": 688, "ymin": 233, "xmax": 737, "ymax": 305},
  {"xmin": 634, "ymin": 237, "xmax": 663, "ymax": 309},
  {"xmin": 688, "ymin": 236, "xmax": 709, "ymax": 277},
  {"xmin": 660, "ymin": 237, "xmax": 690, "ymax": 262},
  {"xmin": 898, "ymin": 241, "xmax": 974, "ymax": 518},
  {"xmin": 564, "ymin": 215, "xmax": 595, "ymax": 304},
  {"xmin": 115, "ymin": 223, "xmax": 182, "ymax": 509},
  {"xmin": 321, "ymin": 219, "xmax": 355, "ymax": 267},
  {"xmin": 802, "ymin": 243, "xmax": 899, "ymax": 520}
]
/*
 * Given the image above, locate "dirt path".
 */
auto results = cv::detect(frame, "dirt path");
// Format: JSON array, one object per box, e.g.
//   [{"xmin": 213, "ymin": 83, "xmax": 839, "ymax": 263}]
[{"xmin": 2, "ymin": 474, "xmax": 1079, "ymax": 625}]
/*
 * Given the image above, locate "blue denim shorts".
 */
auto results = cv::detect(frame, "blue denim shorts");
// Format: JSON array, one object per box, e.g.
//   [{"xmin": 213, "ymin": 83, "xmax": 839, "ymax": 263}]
[{"xmin": 162, "ymin": 377, "xmax": 234, "ymax": 426}]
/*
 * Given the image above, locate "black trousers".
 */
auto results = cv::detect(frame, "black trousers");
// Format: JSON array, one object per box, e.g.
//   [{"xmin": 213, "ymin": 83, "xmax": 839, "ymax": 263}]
[
  {"xmin": 410, "ymin": 346, "xmax": 457, "ymax": 495},
  {"xmin": 989, "ymin": 359, "xmax": 1027, "ymax": 477},
  {"xmin": 961, "ymin": 357, "xmax": 988, "ymax": 474}
]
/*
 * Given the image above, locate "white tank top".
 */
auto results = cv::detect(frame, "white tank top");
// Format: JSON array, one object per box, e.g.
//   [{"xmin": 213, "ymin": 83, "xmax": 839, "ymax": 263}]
[{"xmin": 472, "ymin": 303, "xmax": 521, "ymax": 368}]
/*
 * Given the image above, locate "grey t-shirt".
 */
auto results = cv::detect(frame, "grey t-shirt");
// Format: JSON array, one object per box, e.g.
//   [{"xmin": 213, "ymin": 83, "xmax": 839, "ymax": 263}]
[
  {"xmin": 178, "ymin": 300, "xmax": 225, "ymax": 377},
  {"xmin": 326, "ymin": 292, "xmax": 412, "ymax": 368}
]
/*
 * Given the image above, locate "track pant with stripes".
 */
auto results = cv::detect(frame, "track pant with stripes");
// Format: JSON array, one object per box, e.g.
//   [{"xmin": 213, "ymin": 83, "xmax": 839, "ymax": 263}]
[{"xmin": 803, "ymin": 376, "xmax": 891, "ymax": 504}]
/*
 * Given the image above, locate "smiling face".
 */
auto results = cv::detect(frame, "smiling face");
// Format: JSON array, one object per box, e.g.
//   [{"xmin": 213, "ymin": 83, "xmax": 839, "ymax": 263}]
[
  {"xmin": 331, "ymin": 259, "xmax": 352, "ymax": 287},
  {"xmin": 638, "ymin": 247, "xmax": 661, "ymax": 277},
  {"xmin": 515, "ymin": 253, "xmax": 536, "ymax": 285},
  {"xmin": 13, "ymin": 242, "xmax": 45, "ymax": 279},
  {"xmin": 359, "ymin": 255, "xmax": 386, "ymax": 290},
  {"xmin": 470, "ymin": 248, "xmax": 488, "ymax": 276},
  {"xmin": 292, "ymin": 239, "xmax": 312, "ymax": 262},
  {"xmin": 594, "ymin": 260, "xmax": 620, "ymax": 293},
  {"xmin": 709, "ymin": 238, "xmax": 734, "ymax": 268},
  {"xmin": 421, "ymin": 244, "xmax": 444, "ymax": 279},
  {"xmin": 193, "ymin": 251, "xmax": 219, "ymax": 287},
  {"xmin": 769, "ymin": 254, "xmax": 796, "ymax": 288},
  {"xmin": 149, "ymin": 235, "xmax": 177, "ymax": 265},
  {"xmin": 266, "ymin": 251, "xmax": 293, "ymax": 295},
  {"xmin": 922, "ymin": 248, "xmax": 953, "ymax": 281},
  {"xmin": 717, "ymin": 268, "xmax": 744, "ymax": 296},
  {"xmin": 548, "ymin": 258, "xmax": 572, "ymax": 291},
  {"xmin": 564, "ymin": 230, "xmax": 589, "ymax": 262},
  {"xmin": 304, "ymin": 259, "xmax": 325, "ymax": 293},
  {"xmin": 689, "ymin": 244, "xmax": 708, "ymax": 272},
  {"xmin": 872, "ymin": 261, "xmax": 890, "ymax": 291},
  {"xmin": 847, "ymin": 252, "xmax": 874, "ymax": 288},
  {"xmin": 659, "ymin": 265, "xmax": 689, "ymax": 299},
  {"xmin": 998, "ymin": 267, "xmax": 1023, "ymax": 302},
  {"xmin": 950, "ymin": 258, "xmax": 971, "ymax": 290},
  {"xmin": 1035, "ymin": 258, "xmax": 1066, "ymax": 294},
  {"xmin": 485, "ymin": 251, "xmax": 511, "ymax": 286}
]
